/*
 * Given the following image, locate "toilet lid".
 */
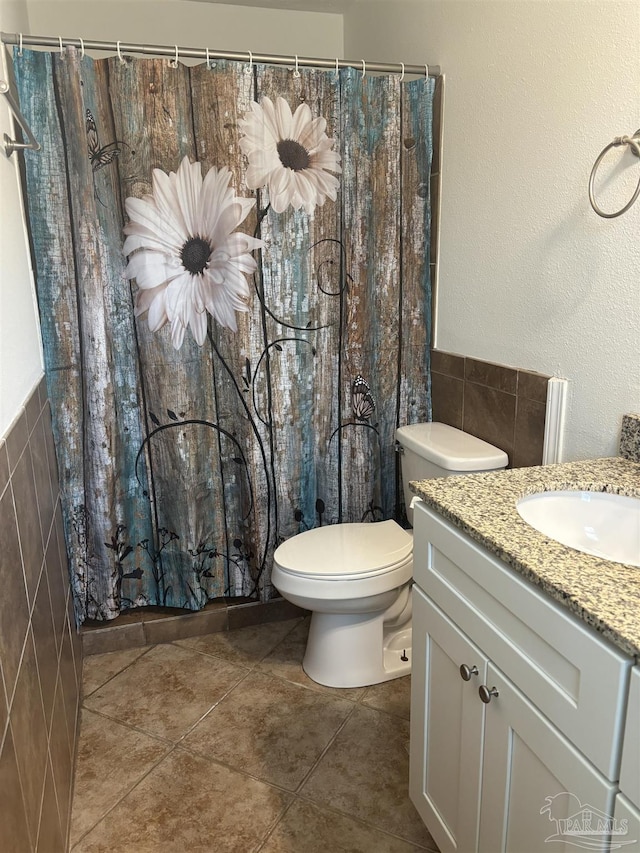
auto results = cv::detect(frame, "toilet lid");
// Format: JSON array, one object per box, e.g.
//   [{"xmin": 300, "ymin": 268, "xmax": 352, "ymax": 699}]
[{"xmin": 274, "ymin": 520, "xmax": 412, "ymax": 578}]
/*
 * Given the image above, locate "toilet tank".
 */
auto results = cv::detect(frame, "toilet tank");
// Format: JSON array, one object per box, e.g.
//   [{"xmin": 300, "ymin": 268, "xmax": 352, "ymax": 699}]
[{"xmin": 395, "ymin": 422, "xmax": 509, "ymax": 525}]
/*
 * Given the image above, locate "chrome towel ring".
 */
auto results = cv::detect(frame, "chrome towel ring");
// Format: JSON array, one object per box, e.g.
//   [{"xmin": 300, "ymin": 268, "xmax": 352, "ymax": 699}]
[{"xmin": 588, "ymin": 130, "xmax": 640, "ymax": 218}]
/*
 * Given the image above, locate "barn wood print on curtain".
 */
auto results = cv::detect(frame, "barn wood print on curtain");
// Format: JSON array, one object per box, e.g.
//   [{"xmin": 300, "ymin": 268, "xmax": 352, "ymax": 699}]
[{"xmin": 14, "ymin": 48, "xmax": 434, "ymax": 623}]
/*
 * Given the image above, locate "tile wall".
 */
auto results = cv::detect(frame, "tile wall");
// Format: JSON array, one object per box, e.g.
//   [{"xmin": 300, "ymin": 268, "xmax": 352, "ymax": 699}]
[
  {"xmin": 0, "ymin": 377, "xmax": 81, "ymax": 852},
  {"xmin": 430, "ymin": 350, "xmax": 551, "ymax": 467}
]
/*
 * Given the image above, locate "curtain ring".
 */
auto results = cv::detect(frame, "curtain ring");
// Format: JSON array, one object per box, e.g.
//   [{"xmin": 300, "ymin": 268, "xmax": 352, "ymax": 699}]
[
  {"xmin": 169, "ymin": 44, "xmax": 179, "ymax": 68},
  {"xmin": 425, "ymin": 64, "xmax": 430, "ymax": 79},
  {"xmin": 206, "ymin": 47, "xmax": 210, "ymax": 69},
  {"xmin": 399, "ymin": 62, "xmax": 405, "ymax": 82},
  {"xmin": 294, "ymin": 55, "xmax": 300, "ymax": 78},
  {"xmin": 58, "ymin": 36, "xmax": 65, "ymax": 59},
  {"xmin": 116, "ymin": 41, "xmax": 126, "ymax": 65},
  {"xmin": 361, "ymin": 59, "xmax": 366, "ymax": 79},
  {"xmin": 79, "ymin": 38, "xmax": 85, "ymax": 60},
  {"xmin": 18, "ymin": 33, "xmax": 23, "ymax": 56},
  {"xmin": 246, "ymin": 50, "xmax": 253, "ymax": 74},
  {"xmin": 335, "ymin": 57, "xmax": 339, "ymax": 76}
]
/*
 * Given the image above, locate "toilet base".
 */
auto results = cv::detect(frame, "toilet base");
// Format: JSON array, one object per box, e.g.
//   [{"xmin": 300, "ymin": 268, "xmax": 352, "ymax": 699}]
[{"xmin": 302, "ymin": 609, "xmax": 412, "ymax": 689}]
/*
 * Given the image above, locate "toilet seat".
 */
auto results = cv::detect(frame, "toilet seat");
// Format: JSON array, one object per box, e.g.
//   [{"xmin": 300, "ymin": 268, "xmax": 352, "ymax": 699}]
[{"xmin": 274, "ymin": 519, "xmax": 412, "ymax": 580}]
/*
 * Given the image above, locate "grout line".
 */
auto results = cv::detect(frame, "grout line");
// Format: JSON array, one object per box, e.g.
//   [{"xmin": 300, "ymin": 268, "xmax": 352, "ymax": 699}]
[
  {"xmin": 81, "ymin": 643, "xmax": 156, "ymax": 700},
  {"xmin": 7, "ymin": 716, "xmax": 39, "ymax": 851},
  {"xmin": 69, "ymin": 741, "xmax": 179, "ymax": 850},
  {"xmin": 43, "ymin": 738, "xmax": 64, "ymax": 853},
  {"xmin": 12, "ymin": 628, "xmax": 49, "ymax": 851},
  {"xmin": 76, "ymin": 705, "xmax": 176, "ymax": 749},
  {"xmin": 289, "ymin": 793, "xmax": 440, "ymax": 852},
  {"xmin": 293, "ymin": 700, "xmax": 360, "ymax": 795},
  {"xmin": 252, "ymin": 796, "xmax": 297, "ymax": 853},
  {"xmin": 173, "ymin": 740, "xmax": 295, "ymax": 797},
  {"xmin": 172, "ymin": 665, "xmax": 255, "ymax": 745},
  {"xmin": 73, "ymin": 643, "xmax": 420, "ymax": 851}
]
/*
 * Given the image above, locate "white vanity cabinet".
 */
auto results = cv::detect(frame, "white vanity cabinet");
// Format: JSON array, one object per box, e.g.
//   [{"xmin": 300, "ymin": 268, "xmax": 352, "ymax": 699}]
[
  {"xmin": 614, "ymin": 667, "xmax": 640, "ymax": 851},
  {"xmin": 410, "ymin": 501, "xmax": 633, "ymax": 853},
  {"xmin": 620, "ymin": 667, "xmax": 640, "ymax": 808}
]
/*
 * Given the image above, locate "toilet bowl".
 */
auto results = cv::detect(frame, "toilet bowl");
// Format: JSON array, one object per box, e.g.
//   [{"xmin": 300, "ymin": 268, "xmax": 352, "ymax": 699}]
[
  {"xmin": 272, "ymin": 520, "xmax": 413, "ymax": 688},
  {"xmin": 272, "ymin": 422, "xmax": 509, "ymax": 689}
]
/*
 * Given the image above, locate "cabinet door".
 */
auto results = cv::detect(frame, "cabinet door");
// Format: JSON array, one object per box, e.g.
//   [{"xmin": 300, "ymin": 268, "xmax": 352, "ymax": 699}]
[
  {"xmin": 479, "ymin": 663, "xmax": 617, "ymax": 853},
  {"xmin": 410, "ymin": 587, "xmax": 488, "ymax": 853},
  {"xmin": 614, "ymin": 793, "xmax": 640, "ymax": 852},
  {"xmin": 620, "ymin": 667, "xmax": 640, "ymax": 809}
]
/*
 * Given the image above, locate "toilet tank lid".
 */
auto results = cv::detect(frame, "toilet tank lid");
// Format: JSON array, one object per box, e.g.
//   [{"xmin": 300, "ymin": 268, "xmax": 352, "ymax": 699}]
[{"xmin": 395, "ymin": 422, "xmax": 508, "ymax": 471}]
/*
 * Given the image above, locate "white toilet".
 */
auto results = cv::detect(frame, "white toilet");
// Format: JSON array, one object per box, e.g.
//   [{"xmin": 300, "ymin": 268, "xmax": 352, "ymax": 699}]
[{"xmin": 272, "ymin": 422, "xmax": 509, "ymax": 688}]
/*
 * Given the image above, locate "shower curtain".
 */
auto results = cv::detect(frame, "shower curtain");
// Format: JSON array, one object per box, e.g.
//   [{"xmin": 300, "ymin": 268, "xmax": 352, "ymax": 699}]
[{"xmin": 14, "ymin": 47, "xmax": 434, "ymax": 623}]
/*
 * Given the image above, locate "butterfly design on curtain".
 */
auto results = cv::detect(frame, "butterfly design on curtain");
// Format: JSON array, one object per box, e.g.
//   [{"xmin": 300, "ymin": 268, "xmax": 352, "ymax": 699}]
[
  {"xmin": 352, "ymin": 375, "xmax": 376, "ymax": 422},
  {"xmin": 86, "ymin": 109, "xmax": 122, "ymax": 170}
]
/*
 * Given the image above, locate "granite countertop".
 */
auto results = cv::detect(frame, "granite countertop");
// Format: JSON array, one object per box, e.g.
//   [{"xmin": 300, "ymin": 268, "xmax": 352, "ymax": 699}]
[{"xmin": 410, "ymin": 455, "xmax": 640, "ymax": 659}]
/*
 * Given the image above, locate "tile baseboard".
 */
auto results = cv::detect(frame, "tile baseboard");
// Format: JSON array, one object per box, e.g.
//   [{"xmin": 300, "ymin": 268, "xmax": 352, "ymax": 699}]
[{"xmin": 81, "ymin": 598, "xmax": 308, "ymax": 656}]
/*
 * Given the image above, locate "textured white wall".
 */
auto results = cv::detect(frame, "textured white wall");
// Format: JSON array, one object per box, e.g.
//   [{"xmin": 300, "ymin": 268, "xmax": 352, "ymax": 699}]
[
  {"xmin": 25, "ymin": 0, "xmax": 343, "ymax": 58},
  {"xmin": 0, "ymin": 0, "xmax": 342, "ymax": 438},
  {"xmin": 344, "ymin": 0, "xmax": 640, "ymax": 461},
  {"xmin": 0, "ymin": 0, "xmax": 42, "ymax": 438}
]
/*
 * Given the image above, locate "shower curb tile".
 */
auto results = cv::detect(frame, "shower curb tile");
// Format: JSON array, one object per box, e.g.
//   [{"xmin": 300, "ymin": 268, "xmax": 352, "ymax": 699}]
[
  {"xmin": 173, "ymin": 617, "xmax": 303, "ymax": 667},
  {"xmin": 81, "ymin": 621, "xmax": 146, "ymax": 656},
  {"xmin": 143, "ymin": 607, "xmax": 228, "ymax": 644},
  {"xmin": 227, "ymin": 598, "xmax": 307, "ymax": 629}
]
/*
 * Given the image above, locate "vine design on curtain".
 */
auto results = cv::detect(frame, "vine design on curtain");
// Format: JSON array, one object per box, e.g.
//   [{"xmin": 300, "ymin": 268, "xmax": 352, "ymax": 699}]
[{"xmin": 15, "ymin": 47, "xmax": 434, "ymax": 623}]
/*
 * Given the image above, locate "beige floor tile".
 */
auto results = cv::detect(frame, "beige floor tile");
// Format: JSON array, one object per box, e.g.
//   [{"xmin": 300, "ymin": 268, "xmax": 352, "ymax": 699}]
[
  {"xmin": 182, "ymin": 670, "xmax": 353, "ymax": 791},
  {"xmin": 70, "ymin": 709, "xmax": 170, "ymax": 847},
  {"xmin": 260, "ymin": 798, "xmax": 432, "ymax": 852},
  {"xmin": 82, "ymin": 646, "xmax": 152, "ymax": 697},
  {"xmin": 84, "ymin": 643, "xmax": 248, "ymax": 742},
  {"xmin": 72, "ymin": 748, "xmax": 291, "ymax": 853},
  {"xmin": 257, "ymin": 619, "xmax": 367, "ymax": 701},
  {"xmin": 300, "ymin": 705, "xmax": 436, "ymax": 848},
  {"xmin": 175, "ymin": 618, "xmax": 302, "ymax": 666},
  {"xmin": 362, "ymin": 675, "xmax": 412, "ymax": 720}
]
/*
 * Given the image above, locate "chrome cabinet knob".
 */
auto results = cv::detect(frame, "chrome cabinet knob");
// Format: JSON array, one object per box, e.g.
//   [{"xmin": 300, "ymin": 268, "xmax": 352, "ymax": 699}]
[
  {"xmin": 479, "ymin": 685, "xmax": 499, "ymax": 704},
  {"xmin": 459, "ymin": 664, "xmax": 479, "ymax": 681}
]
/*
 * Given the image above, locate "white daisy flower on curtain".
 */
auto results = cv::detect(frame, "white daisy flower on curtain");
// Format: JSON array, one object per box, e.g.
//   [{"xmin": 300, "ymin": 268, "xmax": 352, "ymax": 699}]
[
  {"xmin": 239, "ymin": 96, "xmax": 341, "ymax": 214},
  {"xmin": 123, "ymin": 156, "xmax": 262, "ymax": 349}
]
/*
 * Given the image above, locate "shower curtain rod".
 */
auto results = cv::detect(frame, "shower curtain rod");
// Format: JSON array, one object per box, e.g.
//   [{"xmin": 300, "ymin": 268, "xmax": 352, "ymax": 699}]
[{"xmin": 0, "ymin": 32, "xmax": 441, "ymax": 78}]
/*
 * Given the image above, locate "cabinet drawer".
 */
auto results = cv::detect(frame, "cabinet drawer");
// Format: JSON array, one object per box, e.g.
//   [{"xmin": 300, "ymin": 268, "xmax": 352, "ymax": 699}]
[{"xmin": 413, "ymin": 501, "xmax": 632, "ymax": 780}]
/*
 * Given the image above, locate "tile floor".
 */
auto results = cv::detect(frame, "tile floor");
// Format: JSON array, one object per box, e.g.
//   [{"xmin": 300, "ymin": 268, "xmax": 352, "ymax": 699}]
[{"xmin": 70, "ymin": 616, "xmax": 439, "ymax": 852}]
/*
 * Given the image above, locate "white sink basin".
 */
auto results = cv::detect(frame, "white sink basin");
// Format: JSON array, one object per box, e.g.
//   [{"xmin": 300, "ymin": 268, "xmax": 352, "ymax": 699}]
[{"xmin": 516, "ymin": 490, "xmax": 640, "ymax": 567}]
